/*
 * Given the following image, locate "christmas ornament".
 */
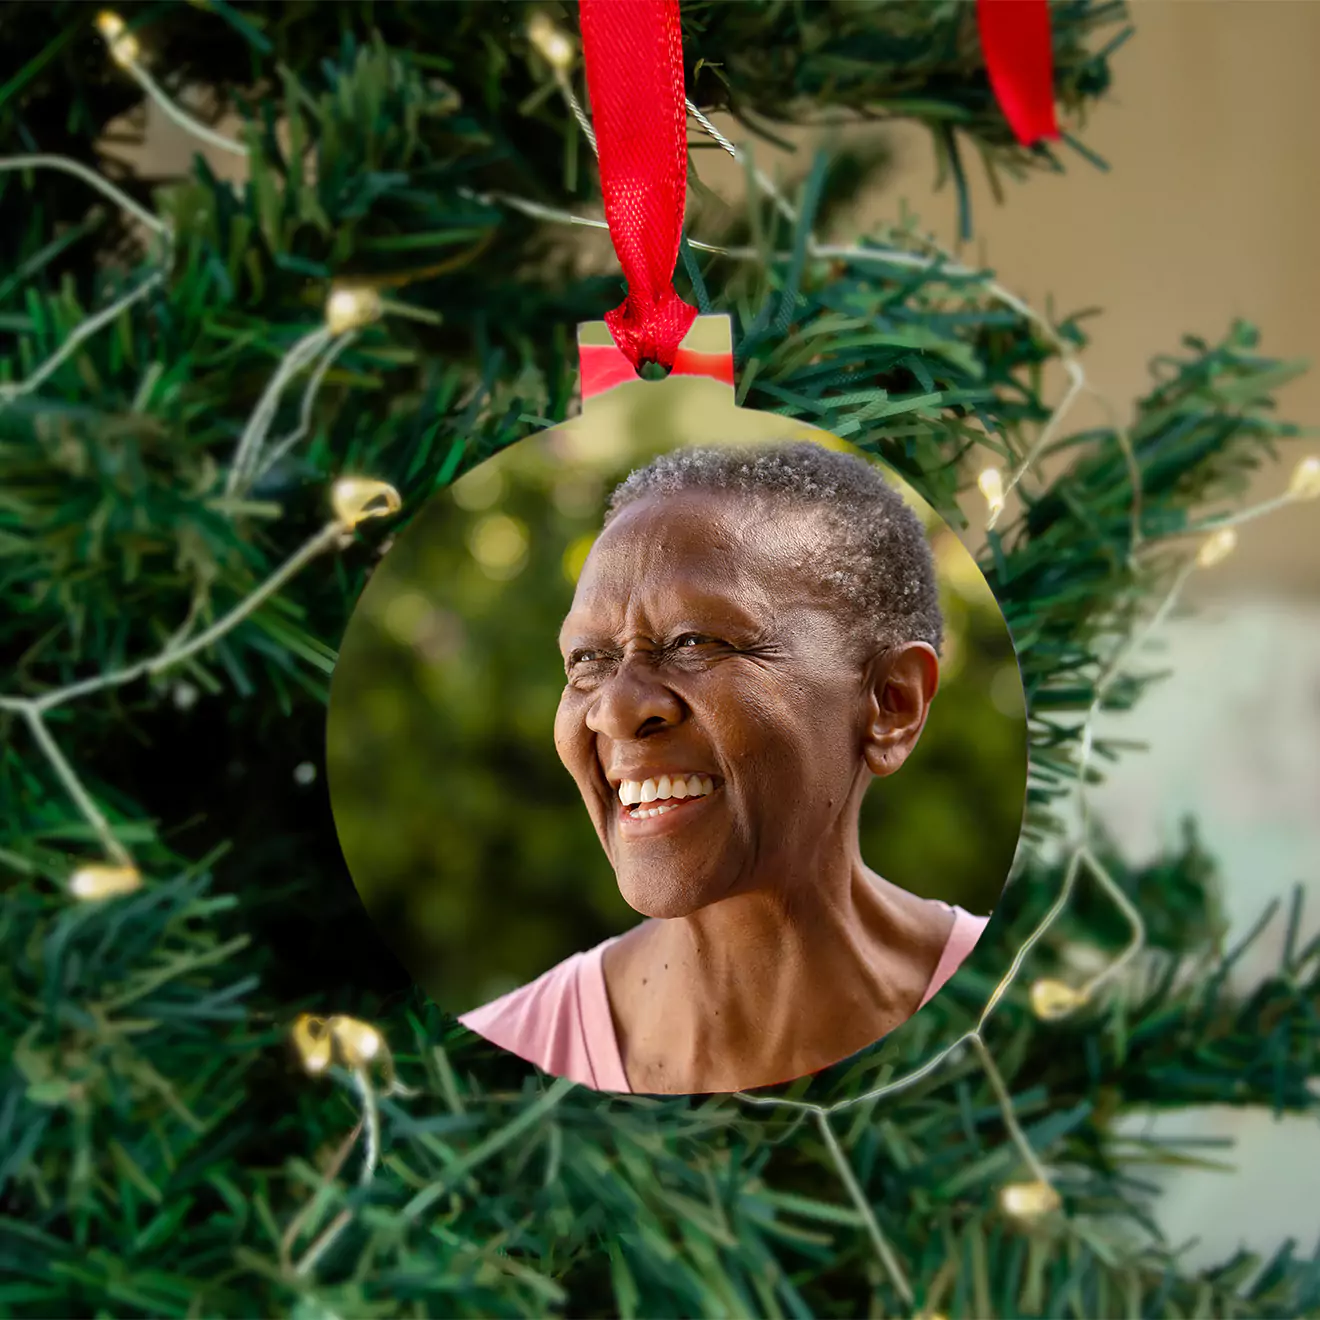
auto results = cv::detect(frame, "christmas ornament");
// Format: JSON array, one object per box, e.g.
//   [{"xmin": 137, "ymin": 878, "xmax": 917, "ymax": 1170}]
[{"xmin": 326, "ymin": 0, "xmax": 1027, "ymax": 1097}]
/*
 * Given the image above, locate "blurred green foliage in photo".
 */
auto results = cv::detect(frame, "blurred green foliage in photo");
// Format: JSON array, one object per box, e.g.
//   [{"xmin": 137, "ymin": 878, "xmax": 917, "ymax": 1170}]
[{"xmin": 330, "ymin": 438, "xmax": 1026, "ymax": 1011}]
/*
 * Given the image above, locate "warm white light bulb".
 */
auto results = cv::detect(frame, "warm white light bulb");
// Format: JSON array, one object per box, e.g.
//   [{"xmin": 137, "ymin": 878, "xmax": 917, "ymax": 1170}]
[
  {"xmin": 1000, "ymin": 1179, "xmax": 1061, "ymax": 1222},
  {"xmin": 331, "ymin": 1016, "xmax": 383, "ymax": 1066},
  {"xmin": 96, "ymin": 11, "xmax": 141, "ymax": 67},
  {"xmin": 977, "ymin": 466, "xmax": 1006, "ymax": 519},
  {"xmin": 1287, "ymin": 455, "xmax": 1320, "ymax": 501},
  {"xmin": 331, "ymin": 477, "xmax": 402, "ymax": 531},
  {"xmin": 527, "ymin": 12, "xmax": 575, "ymax": 72},
  {"xmin": 1029, "ymin": 978, "xmax": 1086, "ymax": 1021},
  {"xmin": 70, "ymin": 864, "xmax": 142, "ymax": 900},
  {"xmin": 325, "ymin": 284, "xmax": 383, "ymax": 336},
  {"xmin": 1196, "ymin": 526, "xmax": 1237, "ymax": 569}
]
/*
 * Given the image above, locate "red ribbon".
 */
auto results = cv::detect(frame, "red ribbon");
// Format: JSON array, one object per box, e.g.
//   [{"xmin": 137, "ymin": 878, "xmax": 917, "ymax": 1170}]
[
  {"xmin": 578, "ymin": 0, "xmax": 698, "ymax": 372},
  {"xmin": 976, "ymin": 0, "xmax": 1060, "ymax": 146},
  {"xmin": 578, "ymin": 341, "xmax": 734, "ymax": 403}
]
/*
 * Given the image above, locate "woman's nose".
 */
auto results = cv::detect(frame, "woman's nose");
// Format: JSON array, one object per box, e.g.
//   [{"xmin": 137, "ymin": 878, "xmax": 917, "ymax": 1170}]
[{"xmin": 584, "ymin": 658, "xmax": 684, "ymax": 740}]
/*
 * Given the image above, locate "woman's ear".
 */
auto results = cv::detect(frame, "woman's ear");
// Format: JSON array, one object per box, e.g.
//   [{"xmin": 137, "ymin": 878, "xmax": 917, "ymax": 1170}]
[{"xmin": 861, "ymin": 641, "xmax": 940, "ymax": 778}]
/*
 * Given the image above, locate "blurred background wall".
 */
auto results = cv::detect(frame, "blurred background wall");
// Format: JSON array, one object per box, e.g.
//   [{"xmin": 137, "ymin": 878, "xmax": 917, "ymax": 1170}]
[{"xmin": 122, "ymin": 0, "xmax": 1319, "ymax": 1280}]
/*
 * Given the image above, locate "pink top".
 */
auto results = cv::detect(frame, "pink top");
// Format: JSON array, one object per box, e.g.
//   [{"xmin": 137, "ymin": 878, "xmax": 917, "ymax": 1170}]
[{"xmin": 459, "ymin": 904, "xmax": 990, "ymax": 1093}]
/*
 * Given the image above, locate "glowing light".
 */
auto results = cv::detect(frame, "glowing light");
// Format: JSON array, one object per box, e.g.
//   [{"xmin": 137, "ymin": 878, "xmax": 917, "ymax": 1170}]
[
  {"xmin": 291, "ymin": 1013, "xmax": 334, "ymax": 1074},
  {"xmin": 1287, "ymin": 455, "xmax": 1320, "ymax": 501},
  {"xmin": 331, "ymin": 477, "xmax": 402, "ymax": 531},
  {"xmin": 330, "ymin": 1015, "xmax": 383, "ymax": 1067},
  {"xmin": 325, "ymin": 284, "xmax": 383, "ymax": 336},
  {"xmin": 977, "ymin": 466, "xmax": 1006, "ymax": 519},
  {"xmin": 999, "ymin": 1179, "xmax": 1061, "ymax": 1222},
  {"xmin": 1195, "ymin": 526, "xmax": 1237, "ymax": 569},
  {"xmin": 1029, "ymin": 978, "xmax": 1087, "ymax": 1021},
  {"xmin": 69, "ymin": 864, "xmax": 142, "ymax": 900},
  {"xmin": 96, "ymin": 11, "xmax": 141, "ymax": 67},
  {"xmin": 527, "ymin": 12, "xmax": 575, "ymax": 72}
]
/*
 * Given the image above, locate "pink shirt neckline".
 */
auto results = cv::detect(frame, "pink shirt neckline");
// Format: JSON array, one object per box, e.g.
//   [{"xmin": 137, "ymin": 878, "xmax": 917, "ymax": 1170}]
[{"xmin": 460, "ymin": 903, "xmax": 989, "ymax": 1094}]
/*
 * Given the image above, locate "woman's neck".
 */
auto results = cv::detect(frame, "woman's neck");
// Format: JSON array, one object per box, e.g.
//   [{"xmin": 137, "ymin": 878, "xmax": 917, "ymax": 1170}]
[{"xmin": 603, "ymin": 863, "xmax": 955, "ymax": 1094}]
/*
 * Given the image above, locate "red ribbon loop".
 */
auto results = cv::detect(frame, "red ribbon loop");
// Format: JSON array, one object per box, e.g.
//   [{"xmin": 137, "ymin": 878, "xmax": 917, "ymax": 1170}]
[
  {"xmin": 578, "ymin": 0, "xmax": 698, "ymax": 372},
  {"xmin": 976, "ymin": 0, "xmax": 1060, "ymax": 147}
]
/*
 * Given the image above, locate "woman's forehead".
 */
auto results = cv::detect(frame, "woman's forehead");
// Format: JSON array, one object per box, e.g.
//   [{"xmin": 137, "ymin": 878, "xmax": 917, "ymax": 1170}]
[
  {"xmin": 563, "ymin": 491, "xmax": 819, "ymax": 631},
  {"xmin": 597, "ymin": 487, "xmax": 817, "ymax": 562}
]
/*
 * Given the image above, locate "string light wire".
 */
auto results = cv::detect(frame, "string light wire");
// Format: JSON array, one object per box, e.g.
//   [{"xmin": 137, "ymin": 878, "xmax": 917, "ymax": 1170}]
[{"xmin": 2, "ymin": 15, "xmax": 1315, "ymax": 1298}]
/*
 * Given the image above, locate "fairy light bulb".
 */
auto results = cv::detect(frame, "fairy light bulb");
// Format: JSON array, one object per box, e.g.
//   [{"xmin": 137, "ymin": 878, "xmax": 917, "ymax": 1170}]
[
  {"xmin": 1000, "ymin": 1179, "xmax": 1061, "ymax": 1222},
  {"xmin": 292, "ymin": 1014, "xmax": 334, "ymax": 1075},
  {"xmin": 977, "ymin": 466, "xmax": 1006, "ymax": 520},
  {"xmin": 325, "ymin": 284, "xmax": 383, "ymax": 336},
  {"xmin": 331, "ymin": 477, "xmax": 402, "ymax": 530},
  {"xmin": 291, "ymin": 1013, "xmax": 391, "ymax": 1080},
  {"xmin": 1030, "ymin": 978, "xmax": 1087, "ymax": 1021},
  {"xmin": 96, "ymin": 11, "xmax": 141, "ymax": 67},
  {"xmin": 1196, "ymin": 526, "xmax": 1237, "ymax": 569},
  {"xmin": 1287, "ymin": 455, "xmax": 1320, "ymax": 501},
  {"xmin": 527, "ymin": 11, "xmax": 576, "ymax": 73},
  {"xmin": 69, "ymin": 864, "xmax": 142, "ymax": 900},
  {"xmin": 329, "ymin": 1015, "xmax": 383, "ymax": 1069}
]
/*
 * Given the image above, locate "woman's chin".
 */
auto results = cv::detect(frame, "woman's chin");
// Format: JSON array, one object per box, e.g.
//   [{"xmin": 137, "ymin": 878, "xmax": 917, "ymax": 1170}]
[{"xmin": 616, "ymin": 875, "xmax": 710, "ymax": 920}]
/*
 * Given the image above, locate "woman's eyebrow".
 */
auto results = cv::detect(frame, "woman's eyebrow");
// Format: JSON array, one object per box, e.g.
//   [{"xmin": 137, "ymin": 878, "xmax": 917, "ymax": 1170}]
[
  {"xmin": 672, "ymin": 592, "xmax": 770, "ymax": 635},
  {"xmin": 558, "ymin": 616, "xmax": 610, "ymax": 653}
]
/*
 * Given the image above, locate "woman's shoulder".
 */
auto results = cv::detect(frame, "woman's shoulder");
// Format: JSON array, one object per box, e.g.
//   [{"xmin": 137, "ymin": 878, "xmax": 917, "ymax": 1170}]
[
  {"xmin": 919, "ymin": 902, "xmax": 990, "ymax": 1007},
  {"xmin": 457, "ymin": 935, "xmax": 626, "ymax": 1090},
  {"xmin": 458, "ymin": 948, "xmax": 588, "ymax": 1038}
]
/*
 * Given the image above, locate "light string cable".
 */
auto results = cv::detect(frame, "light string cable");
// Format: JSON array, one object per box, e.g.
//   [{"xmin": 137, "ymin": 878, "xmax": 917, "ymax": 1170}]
[
  {"xmin": 0, "ymin": 107, "xmax": 401, "ymax": 885},
  {"xmin": 0, "ymin": 156, "xmax": 173, "ymax": 406},
  {"xmin": 512, "ymin": 16, "xmax": 1320, "ymax": 1290},
  {"xmin": 0, "ymin": 22, "xmax": 419, "ymax": 1273},
  {"xmin": 285, "ymin": 1013, "xmax": 419, "ymax": 1280},
  {"xmin": 95, "ymin": 12, "xmax": 250, "ymax": 159},
  {"xmin": 0, "ymin": 474, "xmax": 401, "ymax": 886},
  {"xmin": 87, "ymin": 9, "xmax": 384, "ymax": 500}
]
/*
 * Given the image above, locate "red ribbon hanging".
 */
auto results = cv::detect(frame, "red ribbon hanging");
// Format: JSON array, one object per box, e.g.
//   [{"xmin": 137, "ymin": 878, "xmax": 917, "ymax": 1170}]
[
  {"xmin": 975, "ymin": 0, "xmax": 1060, "ymax": 146},
  {"xmin": 578, "ymin": 0, "xmax": 698, "ymax": 373}
]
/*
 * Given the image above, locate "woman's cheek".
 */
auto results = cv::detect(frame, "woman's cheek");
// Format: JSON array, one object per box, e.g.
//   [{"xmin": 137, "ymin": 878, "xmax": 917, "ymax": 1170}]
[{"xmin": 552, "ymin": 692, "xmax": 583, "ymax": 770}]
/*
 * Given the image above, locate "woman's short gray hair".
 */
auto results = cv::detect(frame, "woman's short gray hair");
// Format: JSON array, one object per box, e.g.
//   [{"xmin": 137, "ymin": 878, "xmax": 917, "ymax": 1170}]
[{"xmin": 604, "ymin": 441, "xmax": 943, "ymax": 657}]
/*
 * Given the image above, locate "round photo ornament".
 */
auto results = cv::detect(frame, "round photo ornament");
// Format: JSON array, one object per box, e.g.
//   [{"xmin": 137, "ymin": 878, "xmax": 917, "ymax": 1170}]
[{"xmin": 327, "ymin": 0, "xmax": 1028, "ymax": 1097}]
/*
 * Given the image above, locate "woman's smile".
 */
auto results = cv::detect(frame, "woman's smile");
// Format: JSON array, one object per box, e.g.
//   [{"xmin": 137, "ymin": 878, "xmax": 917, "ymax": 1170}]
[{"xmin": 612, "ymin": 772, "xmax": 725, "ymax": 838}]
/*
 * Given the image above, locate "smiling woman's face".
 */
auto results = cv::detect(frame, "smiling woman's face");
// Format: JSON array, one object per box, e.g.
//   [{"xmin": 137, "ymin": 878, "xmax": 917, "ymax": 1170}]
[{"xmin": 554, "ymin": 486, "xmax": 893, "ymax": 919}]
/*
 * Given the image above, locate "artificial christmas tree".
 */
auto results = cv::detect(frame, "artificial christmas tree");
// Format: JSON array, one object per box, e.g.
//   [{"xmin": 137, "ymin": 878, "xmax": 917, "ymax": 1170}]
[{"xmin": 1, "ymin": 1, "xmax": 1317, "ymax": 1316}]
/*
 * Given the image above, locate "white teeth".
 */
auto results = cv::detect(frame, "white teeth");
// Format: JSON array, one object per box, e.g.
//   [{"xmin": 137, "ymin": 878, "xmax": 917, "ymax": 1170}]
[
  {"xmin": 630, "ymin": 800, "xmax": 684, "ymax": 819},
  {"xmin": 616, "ymin": 773, "xmax": 716, "ymax": 814}
]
